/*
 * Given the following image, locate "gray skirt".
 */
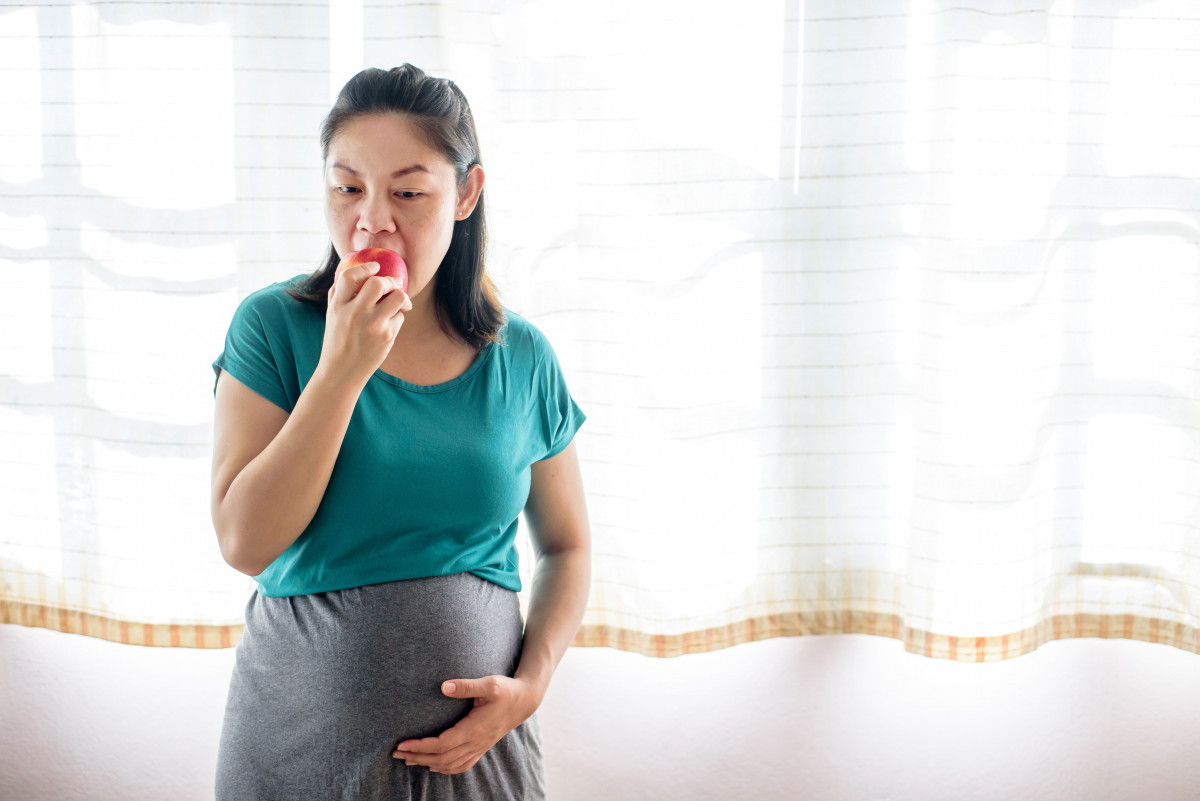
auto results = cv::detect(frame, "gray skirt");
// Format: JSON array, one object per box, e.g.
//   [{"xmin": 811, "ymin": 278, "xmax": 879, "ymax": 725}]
[{"xmin": 215, "ymin": 573, "xmax": 545, "ymax": 801}]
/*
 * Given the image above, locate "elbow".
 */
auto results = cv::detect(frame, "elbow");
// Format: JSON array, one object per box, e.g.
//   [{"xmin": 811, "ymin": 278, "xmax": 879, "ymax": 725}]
[
  {"xmin": 216, "ymin": 531, "xmax": 269, "ymax": 577},
  {"xmin": 224, "ymin": 547, "xmax": 269, "ymax": 578},
  {"xmin": 537, "ymin": 539, "xmax": 591, "ymax": 573},
  {"xmin": 212, "ymin": 510, "xmax": 270, "ymax": 577}
]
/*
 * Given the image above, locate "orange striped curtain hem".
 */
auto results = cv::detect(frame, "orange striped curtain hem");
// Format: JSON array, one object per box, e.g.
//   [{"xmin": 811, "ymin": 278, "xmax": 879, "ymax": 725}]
[
  {"xmin": 2, "ymin": 601, "xmax": 243, "ymax": 650},
  {"xmin": 9, "ymin": 597, "xmax": 1197, "ymax": 663},
  {"xmin": 573, "ymin": 615, "xmax": 1200, "ymax": 663}
]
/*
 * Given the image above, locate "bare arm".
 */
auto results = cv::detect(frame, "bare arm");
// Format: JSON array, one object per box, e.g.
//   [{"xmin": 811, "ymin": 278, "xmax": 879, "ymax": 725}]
[
  {"xmin": 210, "ymin": 264, "xmax": 409, "ymax": 576},
  {"xmin": 211, "ymin": 369, "xmax": 362, "ymax": 575},
  {"xmin": 513, "ymin": 439, "xmax": 592, "ymax": 695},
  {"xmin": 394, "ymin": 439, "xmax": 590, "ymax": 774}
]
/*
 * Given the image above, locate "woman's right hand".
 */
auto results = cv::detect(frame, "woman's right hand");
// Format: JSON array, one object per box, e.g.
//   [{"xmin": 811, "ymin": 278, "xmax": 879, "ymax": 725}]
[{"xmin": 317, "ymin": 261, "xmax": 412, "ymax": 387}]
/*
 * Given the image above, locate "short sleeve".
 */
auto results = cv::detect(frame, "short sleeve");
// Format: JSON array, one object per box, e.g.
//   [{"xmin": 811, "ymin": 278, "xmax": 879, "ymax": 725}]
[
  {"xmin": 212, "ymin": 289, "xmax": 292, "ymax": 411},
  {"xmin": 534, "ymin": 332, "xmax": 586, "ymax": 461}
]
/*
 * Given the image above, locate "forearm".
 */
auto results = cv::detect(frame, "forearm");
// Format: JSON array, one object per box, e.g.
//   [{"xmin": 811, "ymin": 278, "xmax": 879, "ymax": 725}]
[
  {"xmin": 214, "ymin": 369, "xmax": 364, "ymax": 575},
  {"xmin": 514, "ymin": 545, "xmax": 591, "ymax": 699}
]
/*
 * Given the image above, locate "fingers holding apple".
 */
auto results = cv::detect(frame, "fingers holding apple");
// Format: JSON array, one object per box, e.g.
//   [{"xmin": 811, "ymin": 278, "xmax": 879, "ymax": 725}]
[
  {"xmin": 319, "ymin": 249, "xmax": 413, "ymax": 384},
  {"xmin": 333, "ymin": 248, "xmax": 409, "ymax": 302}
]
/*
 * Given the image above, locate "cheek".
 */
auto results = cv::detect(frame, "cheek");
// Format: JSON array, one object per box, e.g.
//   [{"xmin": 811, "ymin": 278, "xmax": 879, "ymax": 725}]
[
  {"xmin": 416, "ymin": 202, "xmax": 447, "ymax": 227},
  {"xmin": 326, "ymin": 196, "xmax": 353, "ymax": 224},
  {"xmin": 413, "ymin": 206, "xmax": 454, "ymax": 247},
  {"xmin": 433, "ymin": 213, "xmax": 457, "ymax": 256},
  {"xmin": 324, "ymin": 200, "xmax": 355, "ymax": 245},
  {"xmin": 405, "ymin": 212, "xmax": 454, "ymax": 286}
]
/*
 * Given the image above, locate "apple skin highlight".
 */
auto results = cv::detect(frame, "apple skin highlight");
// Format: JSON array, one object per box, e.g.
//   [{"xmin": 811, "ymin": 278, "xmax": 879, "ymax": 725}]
[{"xmin": 335, "ymin": 248, "xmax": 409, "ymax": 296}]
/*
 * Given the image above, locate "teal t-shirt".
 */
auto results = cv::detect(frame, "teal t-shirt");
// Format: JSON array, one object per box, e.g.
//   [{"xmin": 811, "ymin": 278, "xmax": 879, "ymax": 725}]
[{"xmin": 212, "ymin": 277, "xmax": 585, "ymax": 598}]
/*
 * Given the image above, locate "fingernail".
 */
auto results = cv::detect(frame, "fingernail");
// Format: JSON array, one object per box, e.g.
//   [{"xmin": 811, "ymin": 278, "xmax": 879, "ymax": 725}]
[{"xmin": 443, "ymin": 681, "xmax": 456, "ymax": 693}]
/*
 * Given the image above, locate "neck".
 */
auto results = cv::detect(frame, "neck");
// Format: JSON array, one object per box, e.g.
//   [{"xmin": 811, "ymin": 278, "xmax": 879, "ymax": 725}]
[
  {"xmin": 391, "ymin": 287, "xmax": 467, "ymax": 352},
  {"xmin": 379, "ymin": 290, "xmax": 480, "ymax": 384}
]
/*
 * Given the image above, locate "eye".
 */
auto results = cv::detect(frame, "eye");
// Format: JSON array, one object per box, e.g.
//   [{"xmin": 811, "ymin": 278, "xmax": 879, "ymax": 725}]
[
  {"xmin": 334, "ymin": 185, "xmax": 360, "ymax": 194},
  {"xmin": 397, "ymin": 191, "xmax": 422, "ymax": 199}
]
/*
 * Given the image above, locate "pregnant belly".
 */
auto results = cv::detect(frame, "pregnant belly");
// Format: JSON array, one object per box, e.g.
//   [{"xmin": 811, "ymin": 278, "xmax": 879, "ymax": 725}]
[{"xmin": 225, "ymin": 573, "xmax": 524, "ymax": 750}]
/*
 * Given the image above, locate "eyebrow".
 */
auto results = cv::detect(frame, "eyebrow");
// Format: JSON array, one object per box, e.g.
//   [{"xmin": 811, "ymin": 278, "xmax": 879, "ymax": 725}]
[{"xmin": 330, "ymin": 163, "xmax": 431, "ymax": 178}]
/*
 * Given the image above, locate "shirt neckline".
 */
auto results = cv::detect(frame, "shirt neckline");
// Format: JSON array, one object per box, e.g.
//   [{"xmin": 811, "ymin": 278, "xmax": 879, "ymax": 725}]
[{"xmin": 370, "ymin": 339, "xmax": 497, "ymax": 393}]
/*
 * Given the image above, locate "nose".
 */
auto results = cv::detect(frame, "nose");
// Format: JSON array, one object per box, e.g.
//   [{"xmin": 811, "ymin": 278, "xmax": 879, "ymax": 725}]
[{"xmin": 357, "ymin": 192, "xmax": 396, "ymax": 235}]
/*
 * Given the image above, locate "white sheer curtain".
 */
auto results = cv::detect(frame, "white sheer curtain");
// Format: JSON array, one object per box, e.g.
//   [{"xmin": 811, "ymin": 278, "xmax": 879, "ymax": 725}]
[{"xmin": 2, "ymin": 0, "xmax": 1198, "ymax": 660}]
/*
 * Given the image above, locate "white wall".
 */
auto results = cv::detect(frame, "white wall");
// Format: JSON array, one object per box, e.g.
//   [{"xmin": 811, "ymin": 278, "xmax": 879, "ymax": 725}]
[{"xmin": 2, "ymin": 622, "xmax": 1199, "ymax": 801}]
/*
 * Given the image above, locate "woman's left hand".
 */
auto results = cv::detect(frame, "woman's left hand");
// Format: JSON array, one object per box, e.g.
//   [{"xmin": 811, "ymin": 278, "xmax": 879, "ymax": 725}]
[{"xmin": 393, "ymin": 675, "xmax": 544, "ymax": 775}]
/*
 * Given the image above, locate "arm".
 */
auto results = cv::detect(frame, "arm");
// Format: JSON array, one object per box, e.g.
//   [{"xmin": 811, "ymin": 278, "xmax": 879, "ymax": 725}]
[
  {"xmin": 394, "ymin": 439, "xmax": 591, "ymax": 774},
  {"xmin": 211, "ymin": 265, "xmax": 409, "ymax": 575},
  {"xmin": 512, "ymin": 439, "xmax": 592, "ymax": 698},
  {"xmin": 211, "ymin": 368, "xmax": 361, "ymax": 575}
]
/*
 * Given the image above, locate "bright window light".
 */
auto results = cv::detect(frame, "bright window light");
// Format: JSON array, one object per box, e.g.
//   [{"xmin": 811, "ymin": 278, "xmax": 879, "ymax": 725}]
[
  {"xmin": 71, "ymin": 5, "xmax": 235, "ymax": 210},
  {"xmin": 0, "ymin": 7, "xmax": 42, "ymax": 184}
]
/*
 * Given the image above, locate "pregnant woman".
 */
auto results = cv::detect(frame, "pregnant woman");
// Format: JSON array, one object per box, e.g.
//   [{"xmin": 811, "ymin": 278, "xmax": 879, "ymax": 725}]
[{"xmin": 210, "ymin": 64, "xmax": 589, "ymax": 800}]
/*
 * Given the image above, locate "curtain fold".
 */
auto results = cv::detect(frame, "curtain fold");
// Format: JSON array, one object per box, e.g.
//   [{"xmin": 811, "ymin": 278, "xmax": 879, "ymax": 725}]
[{"xmin": 2, "ymin": 0, "xmax": 1198, "ymax": 661}]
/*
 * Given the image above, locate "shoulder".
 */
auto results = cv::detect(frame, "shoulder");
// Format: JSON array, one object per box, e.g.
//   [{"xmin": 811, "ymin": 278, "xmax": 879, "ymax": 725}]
[
  {"xmin": 492, "ymin": 309, "xmax": 574, "ymax": 387},
  {"xmin": 497, "ymin": 308, "xmax": 556, "ymax": 356},
  {"xmin": 230, "ymin": 275, "xmax": 320, "ymax": 330},
  {"xmin": 235, "ymin": 275, "xmax": 312, "ymax": 316},
  {"xmin": 217, "ymin": 275, "xmax": 322, "ymax": 409}
]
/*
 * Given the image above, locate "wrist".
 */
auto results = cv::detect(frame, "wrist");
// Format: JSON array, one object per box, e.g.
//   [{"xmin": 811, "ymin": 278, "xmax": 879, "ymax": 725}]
[
  {"xmin": 510, "ymin": 673, "xmax": 548, "ymax": 720},
  {"xmin": 309, "ymin": 359, "xmax": 371, "ymax": 400},
  {"xmin": 512, "ymin": 666, "xmax": 552, "ymax": 703}
]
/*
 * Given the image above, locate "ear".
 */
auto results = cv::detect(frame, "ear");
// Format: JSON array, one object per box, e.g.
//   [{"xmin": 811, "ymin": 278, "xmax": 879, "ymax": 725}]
[{"xmin": 456, "ymin": 164, "xmax": 485, "ymax": 220}]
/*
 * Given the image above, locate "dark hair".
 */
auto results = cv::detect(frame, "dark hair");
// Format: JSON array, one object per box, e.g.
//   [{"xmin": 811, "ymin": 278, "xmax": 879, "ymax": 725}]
[{"xmin": 288, "ymin": 64, "xmax": 503, "ymax": 350}]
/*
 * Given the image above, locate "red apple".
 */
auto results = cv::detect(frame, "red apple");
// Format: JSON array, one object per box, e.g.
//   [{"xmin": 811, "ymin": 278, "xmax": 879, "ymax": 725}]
[{"xmin": 334, "ymin": 247, "xmax": 409, "ymax": 296}]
